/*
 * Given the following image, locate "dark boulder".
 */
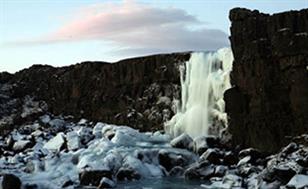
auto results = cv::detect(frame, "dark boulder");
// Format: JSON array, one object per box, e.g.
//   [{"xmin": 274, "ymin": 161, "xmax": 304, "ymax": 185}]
[
  {"xmin": 79, "ymin": 169, "xmax": 113, "ymax": 186},
  {"xmin": 116, "ymin": 168, "xmax": 141, "ymax": 181},
  {"xmin": 184, "ymin": 161, "xmax": 215, "ymax": 180},
  {"xmin": 2, "ymin": 174, "xmax": 22, "ymax": 189}
]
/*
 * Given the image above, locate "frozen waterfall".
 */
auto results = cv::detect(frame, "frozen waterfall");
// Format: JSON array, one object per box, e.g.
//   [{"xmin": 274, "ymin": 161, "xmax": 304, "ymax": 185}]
[{"xmin": 165, "ymin": 48, "xmax": 233, "ymax": 139}]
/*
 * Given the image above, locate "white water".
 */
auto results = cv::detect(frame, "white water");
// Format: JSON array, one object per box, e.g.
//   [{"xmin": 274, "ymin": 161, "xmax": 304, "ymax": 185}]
[{"xmin": 165, "ymin": 48, "xmax": 233, "ymax": 139}]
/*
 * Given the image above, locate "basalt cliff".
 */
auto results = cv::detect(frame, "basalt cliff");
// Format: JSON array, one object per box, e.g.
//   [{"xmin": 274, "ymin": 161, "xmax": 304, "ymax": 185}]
[
  {"xmin": 0, "ymin": 53, "xmax": 190, "ymax": 134},
  {"xmin": 225, "ymin": 8, "xmax": 308, "ymax": 153}
]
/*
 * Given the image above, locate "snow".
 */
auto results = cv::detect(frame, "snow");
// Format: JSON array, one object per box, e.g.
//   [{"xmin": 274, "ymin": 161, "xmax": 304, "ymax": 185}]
[
  {"xmin": 0, "ymin": 119, "xmax": 198, "ymax": 189},
  {"xmin": 287, "ymin": 174, "xmax": 308, "ymax": 188},
  {"xmin": 66, "ymin": 131, "xmax": 81, "ymax": 151},
  {"xmin": 43, "ymin": 132, "xmax": 65, "ymax": 152}
]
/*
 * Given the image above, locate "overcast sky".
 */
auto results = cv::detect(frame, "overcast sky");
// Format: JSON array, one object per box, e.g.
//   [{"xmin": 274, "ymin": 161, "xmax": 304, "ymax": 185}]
[{"xmin": 0, "ymin": 0, "xmax": 307, "ymax": 73}]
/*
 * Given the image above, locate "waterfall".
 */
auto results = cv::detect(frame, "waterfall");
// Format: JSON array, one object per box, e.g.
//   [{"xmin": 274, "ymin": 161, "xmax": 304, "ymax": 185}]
[{"xmin": 165, "ymin": 48, "xmax": 233, "ymax": 139}]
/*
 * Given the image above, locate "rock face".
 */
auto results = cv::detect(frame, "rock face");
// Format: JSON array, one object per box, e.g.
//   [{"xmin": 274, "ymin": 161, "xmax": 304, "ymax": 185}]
[
  {"xmin": 1, "ymin": 53, "xmax": 190, "ymax": 132},
  {"xmin": 226, "ymin": 8, "xmax": 308, "ymax": 153}
]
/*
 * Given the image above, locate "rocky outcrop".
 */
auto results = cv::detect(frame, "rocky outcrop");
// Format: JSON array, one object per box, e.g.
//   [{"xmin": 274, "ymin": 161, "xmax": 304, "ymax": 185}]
[
  {"xmin": 226, "ymin": 8, "xmax": 308, "ymax": 153},
  {"xmin": 1, "ymin": 53, "xmax": 190, "ymax": 132}
]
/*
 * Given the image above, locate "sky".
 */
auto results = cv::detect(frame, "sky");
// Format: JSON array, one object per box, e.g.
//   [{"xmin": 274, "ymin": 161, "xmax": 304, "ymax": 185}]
[{"xmin": 0, "ymin": 0, "xmax": 307, "ymax": 73}]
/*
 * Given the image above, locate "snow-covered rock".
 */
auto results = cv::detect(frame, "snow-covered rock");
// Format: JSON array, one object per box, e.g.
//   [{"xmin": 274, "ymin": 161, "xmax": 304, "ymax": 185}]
[
  {"xmin": 287, "ymin": 174, "xmax": 308, "ymax": 188},
  {"xmin": 12, "ymin": 140, "xmax": 32, "ymax": 152},
  {"xmin": 43, "ymin": 132, "xmax": 66, "ymax": 152},
  {"xmin": 66, "ymin": 131, "xmax": 81, "ymax": 151}
]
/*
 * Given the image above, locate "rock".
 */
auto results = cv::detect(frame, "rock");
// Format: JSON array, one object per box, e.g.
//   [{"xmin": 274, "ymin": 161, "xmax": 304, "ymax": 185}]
[
  {"xmin": 48, "ymin": 118, "xmax": 66, "ymax": 132},
  {"xmin": 66, "ymin": 131, "xmax": 81, "ymax": 151},
  {"xmin": 273, "ymin": 165, "xmax": 297, "ymax": 184},
  {"xmin": 223, "ymin": 151, "xmax": 238, "ymax": 165},
  {"xmin": 214, "ymin": 165, "xmax": 227, "ymax": 177},
  {"xmin": 193, "ymin": 136, "xmax": 221, "ymax": 155},
  {"xmin": 281, "ymin": 142, "xmax": 298, "ymax": 156},
  {"xmin": 98, "ymin": 177, "xmax": 116, "ymax": 189},
  {"xmin": 184, "ymin": 161, "xmax": 215, "ymax": 180},
  {"xmin": 158, "ymin": 150, "xmax": 187, "ymax": 171},
  {"xmin": 226, "ymin": 8, "xmax": 308, "ymax": 153},
  {"xmin": 2, "ymin": 174, "xmax": 22, "ymax": 189},
  {"xmin": 77, "ymin": 127, "xmax": 94, "ymax": 145},
  {"xmin": 116, "ymin": 168, "xmax": 141, "ymax": 181},
  {"xmin": 93, "ymin": 122, "xmax": 104, "ymax": 138},
  {"xmin": 200, "ymin": 148, "xmax": 222, "ymax": 165},
  {"xmin": 79, "ymin": 169, "xmax": 113, "ymax": 186},
  {"xmin": 170, "ymin": 133, "xmax": 193, "ymax": 150},
  {"xmin": 237, "ymin": 156, "xmax": 252, "ymax": 167},
  {"xmin": 193, "ymin": 136, "xmax": 208, "ymax": 155},
  {"xmin": 43, "ymin": 132, "xmax": 66, "ymax": 152},
  {"xmin": 169, "ymin": 166, "xmax": 184, "ymax": 177},
  {"xmin": 12, "ymin": 140, "xmax": 32, "ymax": 152},
  {"xmin": 62, "ymin": 180, "xmax": 74, "ymax": 188},
  {"xmin": 286, "ymin": 174, "xmax": 308, "ymax": 189},
  {"xmin": 238, "ymin": 148, "xmax": 262, "ymax": 160}
]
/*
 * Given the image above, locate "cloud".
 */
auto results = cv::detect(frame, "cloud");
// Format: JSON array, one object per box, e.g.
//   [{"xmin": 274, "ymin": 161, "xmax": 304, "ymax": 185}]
[{"xmin": 7, "ymin": 0, "xmax": 229, "ymax": 54}]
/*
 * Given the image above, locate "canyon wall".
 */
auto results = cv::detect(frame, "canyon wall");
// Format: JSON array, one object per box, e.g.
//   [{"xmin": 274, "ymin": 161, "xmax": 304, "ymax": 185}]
[
  {"xmin": 1, "ymin": 53, "xmax": 190, "ymax": 132},
  {"xmin": 225, "ymin": 8, "xmax": 308, "ymax": 153}
]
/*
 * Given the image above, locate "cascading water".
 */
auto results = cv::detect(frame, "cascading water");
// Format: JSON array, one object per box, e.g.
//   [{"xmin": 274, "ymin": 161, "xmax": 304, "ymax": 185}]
[{"xmin": 165, "ymin": 48, "xmax": 233, "ymax": 139}]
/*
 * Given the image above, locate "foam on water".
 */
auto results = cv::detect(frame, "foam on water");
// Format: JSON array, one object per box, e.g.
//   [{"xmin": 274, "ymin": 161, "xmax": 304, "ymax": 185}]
[{"xmin": 165, "ymin": 48, "xmax": 233, "ymax": 138}]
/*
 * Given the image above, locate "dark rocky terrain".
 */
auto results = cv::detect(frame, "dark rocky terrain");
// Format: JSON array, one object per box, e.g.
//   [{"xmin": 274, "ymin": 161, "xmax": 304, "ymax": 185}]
[
  {"xmin": 0, "ymin": 53, "xmax": 190, "ymax": 134},
  {"xmin": 225, "ymin": 8, "xmax": 308, "ymax": 153}
]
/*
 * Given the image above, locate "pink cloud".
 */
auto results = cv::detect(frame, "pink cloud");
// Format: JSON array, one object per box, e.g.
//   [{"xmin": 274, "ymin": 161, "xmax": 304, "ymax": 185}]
[{"xmin": 8, "ymin": 0, "xmax": 229, "ymax": 54}]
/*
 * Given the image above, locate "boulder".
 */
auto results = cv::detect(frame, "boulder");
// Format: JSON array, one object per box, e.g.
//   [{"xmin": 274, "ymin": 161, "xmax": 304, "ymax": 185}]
[
  {"xmin": 184, "ymin": 161, "xmax": 215, "ymax": 180},
  {"xmin": 12, "ymin": 140, "xmax": 32, "ymax": 152},
  {"xmin": 43, "ymin": 132, "xmax": 66, "ymax": 152},
  {"xmin": 200, "ymin": 148, "xmax": 222, "ymax": 165},
  {"xmin": 98, "ymin": 177, "xmax": 116, "ymax": 189},
  {"xmin": 170, "ymin": 133, "xmax": 193, "ymax": 150},
  {"xmin": 66, "ymin": 131, "xmax": 81, "ymax": 151},
  {"xmin": 116, "ymin": 168, "xmax": 141, "ymax": 181},
  {"xmin": 2, "ymin": 174, "xmax": 22, "ymax": 189},
  {"xmin": 79, "ymin": 169, "xmax": 113, "ymax": 186}
]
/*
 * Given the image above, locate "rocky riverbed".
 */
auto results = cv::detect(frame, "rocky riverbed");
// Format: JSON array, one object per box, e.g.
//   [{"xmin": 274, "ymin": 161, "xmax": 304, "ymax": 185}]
[{"xmin": 0, "ymin": 108, "xmax": 307, "ymax": 189}]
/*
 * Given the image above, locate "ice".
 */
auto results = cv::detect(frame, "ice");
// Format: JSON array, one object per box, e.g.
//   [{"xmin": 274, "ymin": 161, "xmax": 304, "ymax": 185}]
[
  {"xmin": 66, "ymin": 131, "xmax": 81, "ymax": 151},
  {"xmin": 287, "ymin": 174, "xmax": 308, "ymax": 188},
  {"xmin": 43, "ymin": 132, "xmax": 65, "ymax": 152}
]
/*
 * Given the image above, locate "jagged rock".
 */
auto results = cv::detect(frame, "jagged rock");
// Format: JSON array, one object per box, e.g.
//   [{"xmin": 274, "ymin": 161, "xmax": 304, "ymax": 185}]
[
  {"xmin": 226, "ymin": 8, "xmax": 308, "ymax": 153},
  {"xmin": 184, "ymin": 161, "xmax": 215, "ymax": 180},
  {"xmin": 77, "ymin": 127, "xmax": 94, "ymax": 145},
  {"xmin": 238, "ymin": 148, "xmax": 262, "ymax": 160},
  {"xmin": 93, "ymin": 122, "xmax": 104, "ymax": 138},
  {"xmin": 281, "ymin": 142, "xmax": 298, "ymax": 156},
  {"xmin": 286, "ymin": 174, "xmax": 308, "ymax": 189},
  {"xmin": 116, "ymin": 168, "xmax": 141, "ymax": 181},
  {"xmin": 2, "ymin": 174, "xmax": 22, "ymax": 189},
  {"xmin": 214, "ymin": 165, "xmax": 227, "ymax": 177},
  {"xmin": 66, "ymin": 131, "xmax": 81, "ymax": 151},
  {"xmin": 193, "ymin": 136, "xmax": 220, "ymax": 155},
  {"xmin": 43, "ymin": 132, "xmax": 66, "ymax": 152},
  {"xmin": 169, "ymin": 166, "xmax": 184, "ymax": 177},
  {"xmin": 223, "ymin": 151, "xmax": 238, "ymax": 165},
  {"xmin": 200, "ymin": 148, "xmax": 223, "ymax": 165},
  {"xmin": 170, "ymin": 133, "xmax": 193, "ymax": 150},
  {"xmin": 98, "ymin": 177, "xmax": 116, "ymax": 189},
  {"xmin": 79, "ymin": 169, "xmax": 113, "ymax": 186},
  {"xmin": 12, "ymin": 140, "xmax": 32, "ymax": 152},
  {"xmin": 158, "ymin": 150, "xmax": 185, "ymax": 171}
]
